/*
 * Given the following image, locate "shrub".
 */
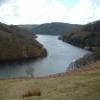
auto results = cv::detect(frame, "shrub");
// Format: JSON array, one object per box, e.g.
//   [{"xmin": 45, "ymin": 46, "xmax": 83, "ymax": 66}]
[{"xmin": 22, "ymin": 89, "xmax": 41, "ymax": 98}]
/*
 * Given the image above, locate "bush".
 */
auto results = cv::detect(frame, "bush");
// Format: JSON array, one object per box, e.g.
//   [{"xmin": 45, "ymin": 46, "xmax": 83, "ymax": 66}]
[{"xmin": 22, "ymin": 89, "xmax": 41, "ymax": 98}]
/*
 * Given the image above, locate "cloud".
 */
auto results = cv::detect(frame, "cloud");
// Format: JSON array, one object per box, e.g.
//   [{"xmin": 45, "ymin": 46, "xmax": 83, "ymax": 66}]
[
  {"xmin": 0, "ymin": 0, "xmax": 7, "ymax": 5},
  {"xmin": 68, "ymin": 0, "xmax": 94, "ymax": 24},
  {"xmin": 0, "ymin": 0, "xmax": 100, "ymax": 25},
  {"xmin": 67, "ymin": 0, "xmax": 100, "ymax": 24},
  {"xmin": 0, "ymin": 0, "xmax": 12, "ymax": 5},
  {"xmin": 0, "ymin": 0, "xmax": 51, "ymax": 24}
]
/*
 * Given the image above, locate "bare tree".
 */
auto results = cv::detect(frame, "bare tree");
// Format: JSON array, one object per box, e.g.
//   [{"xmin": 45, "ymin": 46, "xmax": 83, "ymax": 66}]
[{"xmin": 25, "ymin": 66, "xmax": 34, "ymax": 77}]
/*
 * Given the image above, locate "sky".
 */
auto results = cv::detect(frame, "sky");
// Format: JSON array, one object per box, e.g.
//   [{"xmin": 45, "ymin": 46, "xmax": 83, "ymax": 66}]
[{"xmin": 0, "ymin": 0, "xmax": 100, "ymax": 25}]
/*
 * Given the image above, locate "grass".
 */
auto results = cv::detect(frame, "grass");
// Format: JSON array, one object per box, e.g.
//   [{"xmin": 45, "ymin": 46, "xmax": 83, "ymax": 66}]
[
  {"xmin": 0, "ymin": 62, "xmax": 100, "ymax": 100},
  {"xmin": 22, "ymin": 89, "xmax": 41, "ymax": 98}
]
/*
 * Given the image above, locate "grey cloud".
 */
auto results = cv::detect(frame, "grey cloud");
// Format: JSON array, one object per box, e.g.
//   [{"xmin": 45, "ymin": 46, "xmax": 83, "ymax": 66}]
[{"xmin": 0, "ymin": 0, "xmax": 11, "ymax": 5}]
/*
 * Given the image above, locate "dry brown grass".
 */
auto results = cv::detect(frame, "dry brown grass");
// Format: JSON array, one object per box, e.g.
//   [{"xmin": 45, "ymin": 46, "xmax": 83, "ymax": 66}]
[
  {"xmin": 22, "ymin": 89, "xmax": 41, "ymax": 98},
  {"xmin": 0, "ymin": 61, "xmax": 100, "ymax": 100}
]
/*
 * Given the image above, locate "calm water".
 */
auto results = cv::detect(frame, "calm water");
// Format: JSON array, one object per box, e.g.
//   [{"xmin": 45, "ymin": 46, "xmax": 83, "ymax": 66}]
[{"xmin": 0, "ymin": 35, "xmax": 89, "ymax": 78}]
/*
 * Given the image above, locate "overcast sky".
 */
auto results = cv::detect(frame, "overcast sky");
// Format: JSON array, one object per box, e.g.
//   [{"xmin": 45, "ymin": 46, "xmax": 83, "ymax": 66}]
[{"xmin": 0, "ymin": 0, "xmax": 100, "ymax": 25}]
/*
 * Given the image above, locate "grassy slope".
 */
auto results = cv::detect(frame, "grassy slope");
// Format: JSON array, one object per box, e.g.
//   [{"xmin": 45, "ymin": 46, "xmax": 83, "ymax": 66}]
[{"xmin": 0, "ymin": 62, "xmax": 100, "ymax": 100}]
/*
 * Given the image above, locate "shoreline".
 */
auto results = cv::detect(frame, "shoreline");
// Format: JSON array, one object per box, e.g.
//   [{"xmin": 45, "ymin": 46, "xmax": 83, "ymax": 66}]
[
  {"xmin": 0, "ymin": 61, "xmax": 100, "ymax": 80},
  {"xmin": 0, "ymin": 53, "xmax": 97, "ymax": 80}
]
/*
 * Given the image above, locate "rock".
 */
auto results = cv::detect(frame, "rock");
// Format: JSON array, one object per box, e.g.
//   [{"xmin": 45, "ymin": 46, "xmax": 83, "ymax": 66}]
[{"xmin": 68, "ymin": 53, "xmax": 96, "ymax": 70}]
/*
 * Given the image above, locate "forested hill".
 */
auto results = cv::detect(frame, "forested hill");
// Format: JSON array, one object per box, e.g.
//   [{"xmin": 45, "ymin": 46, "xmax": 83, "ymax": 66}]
[
  {"xmin": 0, "ymin": 22, "xmax": 47, "ymax": 61},
  {"xmin": 61, "ymin": 20, "xmax": 100, "ymax": 59},
  {"xmin": 17, "ymin": 22, "xmax": 80, "ymax": 35}
]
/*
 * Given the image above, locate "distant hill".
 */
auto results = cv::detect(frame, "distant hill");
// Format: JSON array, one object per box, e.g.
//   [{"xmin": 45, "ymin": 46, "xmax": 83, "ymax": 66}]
[
  {"xmin": 18, "ymin": 24, "xmax": 38, "ymax": 32},
  {"xmin": 0, "ymin": 22, "xmax": 47, "ymax": 61},
  {"xmin": 17, "ymin": 22, "xmax": 80, "ymax": 35}
]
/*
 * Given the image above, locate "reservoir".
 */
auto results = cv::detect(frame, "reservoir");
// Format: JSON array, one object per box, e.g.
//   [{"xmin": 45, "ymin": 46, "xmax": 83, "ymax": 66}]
[{"xmin": 0, "ymin": 35, "xmax": 89, "ymax": 78}]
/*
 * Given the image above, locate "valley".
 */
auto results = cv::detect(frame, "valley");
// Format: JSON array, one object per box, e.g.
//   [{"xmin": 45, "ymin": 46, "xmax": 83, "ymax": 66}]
[{"xmin": 0, "ymin": 20, "xmax": 100, "ymax": 100}]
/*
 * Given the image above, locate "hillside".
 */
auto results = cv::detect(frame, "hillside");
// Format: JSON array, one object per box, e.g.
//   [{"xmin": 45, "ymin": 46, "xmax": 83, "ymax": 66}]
[
  {"xmin": 0, "ymin": 22, "xmax": 47, "ymax": 61},
  {"xmin": 0, "ymin": 61, "xmax": 100, "ymax": 100},
  {"xmin": 61, "ymin": 20, "xmax": 100, "ymax": 58},
  {"xmin": 17, "ymin": 22, "xmax": 80, "ymax": 35}
]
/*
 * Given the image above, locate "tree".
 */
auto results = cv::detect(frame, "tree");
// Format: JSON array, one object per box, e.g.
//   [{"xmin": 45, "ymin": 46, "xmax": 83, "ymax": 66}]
[{"xmin": 26, "ymin": 66, "xmax": 34, "ymax": 77}]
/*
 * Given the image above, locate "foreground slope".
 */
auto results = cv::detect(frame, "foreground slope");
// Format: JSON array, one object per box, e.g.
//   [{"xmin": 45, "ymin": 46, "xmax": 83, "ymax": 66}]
[
  {"xmin": 0, "ymin": 61, "xmax": 100, "ymax": 100},
  {"xmin": 0, "ymin": 22, "xmax": 47, "ymax": 61}
]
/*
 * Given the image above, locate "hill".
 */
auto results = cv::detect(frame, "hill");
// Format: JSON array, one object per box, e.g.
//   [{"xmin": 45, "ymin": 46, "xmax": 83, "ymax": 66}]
[
  {"xmin": 61, "ymin": 20, "xmax": 100, "ymax": 58},
  {"xmin": 0, "ymin": 22, "xmax": 47, "ymax": 61},
  {"xmin": 17, "ymin": 22, "xmax": 80, "ymax": 35},
  {"xmin": 18, "ymin": 24, "xmax": 38, "ymax": 33}
]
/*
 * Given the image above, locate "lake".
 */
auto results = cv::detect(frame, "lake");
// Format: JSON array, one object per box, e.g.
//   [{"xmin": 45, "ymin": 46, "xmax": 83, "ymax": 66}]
[{"xmin": 0, "ymin": 35, "xmax": 89, "ymax": 78}]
